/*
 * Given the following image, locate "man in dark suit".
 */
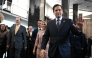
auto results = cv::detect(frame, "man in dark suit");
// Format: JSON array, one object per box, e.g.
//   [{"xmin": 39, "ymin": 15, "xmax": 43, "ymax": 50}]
[
  {"xmin": 6, "ymin": 17, "xmax": 27, "ymax": 58},
  {"xmin": 70, "ymin": 33, "xmax": 86, "ymax": 58},
  {"xmin": 32, "ymin": 20, "xmax": 42, "ymax": 42},
  {"xmin": 40, "ymin": 4, "xmax": 83, "ymax": 58},
  {"xmin": 26, "ymin": 26, "xmax": 34, "ymax": 58},
  {"xmin": 32, "ymin": 20, "xmax": 42, "ymax": 58}
]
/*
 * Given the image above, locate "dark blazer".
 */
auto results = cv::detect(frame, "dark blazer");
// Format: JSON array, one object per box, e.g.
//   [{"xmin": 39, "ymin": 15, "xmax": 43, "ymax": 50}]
[
  {"xmin": 27, "ymin": 31, "xmax": 34, "ymax": 45},
  {"xmin": 41, "ymin": 17, "xmax": 82, "ymax": 58},
  {"xmin": 32, "ymin": 28, "xmax": 38, "ymax": 43},
  {"xmin": 70, "ymin": 33, "xmax": 86, "ymax": 50},
  {"xmin": 7, "ymin": 24, "xmax": 27, "ymax": 49}
]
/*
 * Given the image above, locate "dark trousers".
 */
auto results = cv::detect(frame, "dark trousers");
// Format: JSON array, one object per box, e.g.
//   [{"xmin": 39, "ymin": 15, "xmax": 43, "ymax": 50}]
[
  {"xmin": 26, "ymin": 44, "xmax": 34, "ymax": 58},
  {"xmin": 20, "ymin": 48, "xmax": 26, "ymax": 58},
  {"xmin": 9, "ymin": 42, "xmax": 22, "ymax": 58},
  {"xmin": 33, "ymin": 53, "xmax": 36, "ymax": 58},
  {"xmin": 71, "ymin": 47, "xmax": 82, "ymax": 58},
  {"xmin": 0, "ymin": 45, "xmax": 6, "ymax": 58},
  {"xmin": 15, "ymin": 48, "xmax": 22, "ymax": 58},
  {"xmin": 7, "ymin": 49, "xmax": 10, "ymax": 58},
  {"xmin": 49, "ymin": 47, "xmax": 61, "ymax": 58},
  {"xmin": 10, "ymin": 48, "xmax": 22, "ymax": 58},
  {"xmin": 9, "ymin": 48, "xmax": 15, "ymax": 58},
  {"xmin": 88, "ymin": 39, "xmax": 92, "ymax": 57}
]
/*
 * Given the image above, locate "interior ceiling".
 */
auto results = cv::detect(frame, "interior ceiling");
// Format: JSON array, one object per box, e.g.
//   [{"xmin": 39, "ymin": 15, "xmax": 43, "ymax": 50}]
[
  {"xmin": 49, "ymin": 0, "xmax": 92, "ymax": 12},
  {"xmin": 69, "ymin": 0, "xmax": 92, "ymax": 18},
  {"xmin": 46, "ymin": 0, "xmax": 92, "ymax": 19},
  {"xmin": 69, "ymin": 0, "xmax": 92, "ymax": 12}
]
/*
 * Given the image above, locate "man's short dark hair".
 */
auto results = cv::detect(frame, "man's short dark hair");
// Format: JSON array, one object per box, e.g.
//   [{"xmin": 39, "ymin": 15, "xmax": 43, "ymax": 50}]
[
  {"xmin": 38, "ymin": 20, "xmax": 42, "ymax": 21},
  {"xmin": 52, "ymin": 4, "xmax": 63, "ymax": 12}
]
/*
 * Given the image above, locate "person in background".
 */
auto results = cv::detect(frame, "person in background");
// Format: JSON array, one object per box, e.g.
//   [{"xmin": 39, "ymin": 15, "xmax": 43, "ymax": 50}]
[
  {"xmin": 0, "ymin": 24, "xmax": 8, "ymax": 58},
  {"xmin": 32, "ymin": 20, "xmax": 42, "ymax": 58},
  {"xmin": 33, "ymin": 21, "xmax": 49, "ymax": 58},
  {"xmin": 5, "ymin": 25, "xmax": 9, "ymax": 31},
  {"xmin": 88, "ymin": 35, "xmax": 92, "ymax": 58},
  {"xmin": 70, "ymin": 32, "xmax": 86, "ymax": 58},
  {"xmin": 26, "ymin": 26, "xmax": 34, "ymax": 58},
  {"xmin": 6, "ymin": 17, "xmax": 27, "ymax": 58},
  {"xmin": 32, "ymin": 20, "xmax": 42, "ymax": 43}
]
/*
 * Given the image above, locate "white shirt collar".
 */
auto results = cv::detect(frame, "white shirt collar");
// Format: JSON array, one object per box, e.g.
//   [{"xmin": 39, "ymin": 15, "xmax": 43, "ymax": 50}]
[
  {"xmin": 56, "ymin": 16, "xmax": 62, "ymax": 21},
  {"xmin": 38, "ymin": 27, "xmax": 42, "ymax": 30}
]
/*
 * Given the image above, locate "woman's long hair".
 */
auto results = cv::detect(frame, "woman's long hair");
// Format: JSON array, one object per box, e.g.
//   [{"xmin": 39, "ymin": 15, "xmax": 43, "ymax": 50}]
[{"xmin": 0, "ymin": 24, "xmax": 7, "ymax": 32}]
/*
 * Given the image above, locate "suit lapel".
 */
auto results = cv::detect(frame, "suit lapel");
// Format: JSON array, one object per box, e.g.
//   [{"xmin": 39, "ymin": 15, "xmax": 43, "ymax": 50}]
[
  {"xmin": 13, "ymin": 25, "xmax": 16, "ymax": 35},
  {"xmin": 53, "ymin": 19, "xmax": 58, "ymax": 32},
  {"xmin": 58, "ymin": 18, "xmax": 65, "ymax": 32}
]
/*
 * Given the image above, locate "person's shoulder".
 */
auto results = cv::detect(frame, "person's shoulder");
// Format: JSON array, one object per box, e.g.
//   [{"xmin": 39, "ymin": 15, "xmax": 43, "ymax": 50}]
[
  {"xmin": 21, "ymin": 25, "xmax": 25, "ymax": 28},
  {"xmin": 33, "ymin": 28, "xmax": 38, "ymax": 32},
  {"xmin": 47, "ymin": 19, "xmax": 55, "ymax": 24},
  {"xmin": 34, "ymin": 28, "xmax": 38, "ymax": 31},
  {"xmin": 21, "ymin": 25, "xmax": 26, "ymax": 30},
  {"xmin": 63, "ymin": 17, "xmax": 72, "ymax": 21},
  {"xmin": 10, "ymin": 24, "xmax": 15, "ymax": 29},
  {"xmin": 11, "ymin": 24, "xmax": 15, "ymax": 27}
]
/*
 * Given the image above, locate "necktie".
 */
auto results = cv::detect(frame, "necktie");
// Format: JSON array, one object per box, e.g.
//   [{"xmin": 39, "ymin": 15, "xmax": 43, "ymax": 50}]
[
  {"xmin": 15, "ymin": 25, "xmax": 20, "ymax": 34},
  {"xmin": 57, "ymin": 18, "xmax": 60, "ymax": 29},
  {"xmin": 30, "ymin": 32, "xmax": 32, "ymax": 36}
]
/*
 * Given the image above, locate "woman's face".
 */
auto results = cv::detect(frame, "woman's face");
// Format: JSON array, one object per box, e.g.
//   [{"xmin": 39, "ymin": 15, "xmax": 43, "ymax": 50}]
[
  {"xmin": 1, "ymin": 24, "xmax": 5, "ymax": 31},
  {"xmin": 41, "ymin": 22, "xmax": 46, "ymax": 29}
]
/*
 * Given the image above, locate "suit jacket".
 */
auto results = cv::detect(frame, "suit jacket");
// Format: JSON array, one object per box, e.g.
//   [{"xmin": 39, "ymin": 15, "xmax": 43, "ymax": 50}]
[
  {"xmin": 70, "ymin": 33, "xmax": 86, "ymax": 50},
  {"xmin": 32, "ymin": 28, "xmax": 38, "ymax": 43},
  {"xmin": 7, "ymin": 24, "xmax": 27, "ymax": 49},
  {"xmin": 41, "ymin": 17, "xmax": 82, "ymax": 58},
  {"xmin": 26, "ymin": 31, "xmax": 34, "ymax": 45}
]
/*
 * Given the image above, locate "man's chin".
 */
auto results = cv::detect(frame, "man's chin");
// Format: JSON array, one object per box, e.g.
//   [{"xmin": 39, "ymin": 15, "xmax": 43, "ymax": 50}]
[
  {"xmin": 56, "ymin": 16, "xmax": 61, "ymax": 18},
  {"xmin": 16, "ymin": 23, "xmax": 20, "ymax": 25}
]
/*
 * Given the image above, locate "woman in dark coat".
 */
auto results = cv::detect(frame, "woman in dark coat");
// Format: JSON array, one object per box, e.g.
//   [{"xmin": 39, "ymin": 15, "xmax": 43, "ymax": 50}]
[{"xmin": 0, "ymin": 24, "xmax": 8, "ymax": 58}]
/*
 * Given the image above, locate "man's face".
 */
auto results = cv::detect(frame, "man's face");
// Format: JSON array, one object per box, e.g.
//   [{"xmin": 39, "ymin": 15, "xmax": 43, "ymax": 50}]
[
  {"xmin": 28, "ymin": 26, "xmax": 32, "ymax": 31},
  {"xmin": 38, "ymin": 21, "xmax": 42, "ymax": 28},
  {"xmin": 53, "ymin": 6, "xmax": 63, "ymax": 18},
  {"xmin": 16, "ymin": 18, "xmax": 21, "ymax": 24}
]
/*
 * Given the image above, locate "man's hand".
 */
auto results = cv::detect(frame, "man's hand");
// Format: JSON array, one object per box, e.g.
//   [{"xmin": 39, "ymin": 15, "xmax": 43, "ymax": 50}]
[
  {"xmin": 73, "ymin": 17, "xmax": 84, "ymax": 29},
  {"xmin": 4, "ymin": 31, "xmax": 7, "ymax": 35},
  {"xmin": 6, "ymin": 45, "xmax": 9, "ymax": 49},
  {"xmin": 33, "ymin": 49, "xmax": 35, "ymax": 54},
  {"xmin": 29, "ymin": 38, "xmax": 31, "ymax": 41},
  {"xmin": 40, "ymin": 49, "xmax": 47, "ymax": 58},
  {"xmin": 24, "ymin": 47, "xmax": 27, "ymax": 50}
]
